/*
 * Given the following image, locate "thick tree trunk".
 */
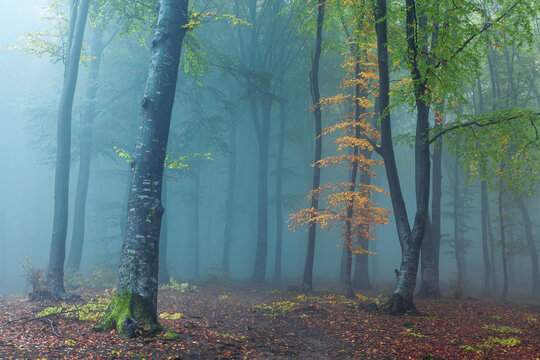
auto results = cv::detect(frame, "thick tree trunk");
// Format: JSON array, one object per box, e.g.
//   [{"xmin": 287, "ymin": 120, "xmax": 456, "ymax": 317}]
[
  {"xmin": 47, "ymin": 0, "xmax": 90, "ymax": 297},
  {"xmin": 515, "ymin": 195, "xmax": 540, "ymax": 298},
  {"xmin": 417, "ymin": 217, "xmax": 439, "ymax": 297},
  {"xmin": 67, "ymin": 27, "xmax": 104, "ymax": 272},
  {"xmin": 418, "ymin": 111, "xmax": 442, "ymax": 298},
  {"xmin": 94, "ymin": 0, "xmax": 188, "ymax": 338},
  {"xmin": 158, "ymin": 178, "xmax": 170, "ymax": 284},
  {"xmin": 222, "ymin": 124, "xmax": 237, "ymax": 274},
  {"xmin": 274, "ymin": 101, "xmax": 286, "ymax": 281},
  {"xmin": 251, "ymin": 99, "xmax": 271, "ymax": 282},
  {"xmin": 302, "ymin": 0, "xmax": 325, "ymax": 291}
]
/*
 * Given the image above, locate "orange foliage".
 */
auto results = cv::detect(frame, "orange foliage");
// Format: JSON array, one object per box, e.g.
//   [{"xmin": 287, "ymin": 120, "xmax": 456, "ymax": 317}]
[{"xmin": 289, "ymin": 16, "xmax": 389, "ymax": 254}]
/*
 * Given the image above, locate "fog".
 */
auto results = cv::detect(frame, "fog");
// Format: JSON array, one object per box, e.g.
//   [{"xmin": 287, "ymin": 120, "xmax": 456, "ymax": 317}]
[{"xmin": 0, "ymin": 0, "xmax": 538, "ymax": 304}]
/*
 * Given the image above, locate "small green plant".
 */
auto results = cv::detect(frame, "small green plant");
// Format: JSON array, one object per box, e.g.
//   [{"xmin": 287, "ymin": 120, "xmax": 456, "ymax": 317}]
[
  {"xmin": 479, "ymin": 336, "xmax": 521, "ymax": 348},
  {"xmin": 526, "ymin": 315, "xmax": 537, "ymax": 323},
  {"xmin": 402, "ymin": 329, "xmax": 427, "ymax": 338},
  {"xmin": 484, "ymin": 324, "xmax": 522, "ymax": 334},
  {"xmin": 159, "ymin": 312, "xmax": 184, "ymax": 320},
  {"xmin": 459, "ymin": 345, "xmax": 484, "ymax": 354},
  {"xmin": 254, "ymin": 301, "xmax": 298, "ymax": 317},
  {"xmin": 218, "ymin": 294, "xmax": 231, "ymax": 301},
  {"xmin": 159, "ymin": 278, "xmax": 198, "ymax": 292},
  {"xmin": 490, "ymin": 315, "xmax": 501, "ymax": 321}
]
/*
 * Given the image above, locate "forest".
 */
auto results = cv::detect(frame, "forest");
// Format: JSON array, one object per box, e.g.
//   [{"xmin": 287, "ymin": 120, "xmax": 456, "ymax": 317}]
[{"xmin": 0, "ymin": 0, "xmax": 539, "ymax": 358}]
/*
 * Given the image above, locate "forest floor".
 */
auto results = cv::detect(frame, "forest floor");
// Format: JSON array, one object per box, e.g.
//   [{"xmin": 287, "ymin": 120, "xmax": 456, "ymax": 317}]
[{"xmin": 0, "ymin": 282, "xmax": 539, "ymax": 359}]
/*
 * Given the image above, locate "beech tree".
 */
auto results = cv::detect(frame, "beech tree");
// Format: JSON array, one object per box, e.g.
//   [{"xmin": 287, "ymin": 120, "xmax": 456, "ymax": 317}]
[
  {"xmin": 95, "ymin": 0, "xmax": 189, "ymax": 338},
  {"xmin": 47, "ymin": 0, "xmax": 91, "ymax": 297}
]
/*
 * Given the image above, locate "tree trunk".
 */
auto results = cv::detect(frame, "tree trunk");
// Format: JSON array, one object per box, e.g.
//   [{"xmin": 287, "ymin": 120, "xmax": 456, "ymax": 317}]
[
  {"xmin": 251, "ymin": 98, "xmax": 271, "ymax": 282},
  {"xmin": 376, "ymin": 0, "xmax": 430, "ymax": 313},
  {"xmin": 158, "ymin": 178, "xmax": 170, "ymax": 284},
  {"xmin": 274, "ymin": 100, "xmax": 286, "ymax": 281},
  {"xmin": 352, "ymin": 172, "xmax": 374, "ymax": 291},
  {"xmin": 515, "ymin": 195, "xmax": 540, "ymax": 298},
  {"xmin": 475, "ymin": 73, "xmax": 492, "ymax": 296},
  {"xmin": 481, "ymin": 179, "xmax": 492, "ymax": 296},
  {"xmin": 193, "ymin": 159, "xmax": 201, "ymax": 279},
  {"xmin": 94, "ymin": 0, "xmax": 189, "ymax": 338},
  {"xmin": 417, "ymin": 217, "xmax": 439, "ymax": 297},
  {"xmin": 47, "ymin": 0, "xmax": 90, "ymax": 297},
  {"xmin": 453, "ymin": 153, "xmax": 467, "ymax": 293},
  {"xmin": 222, "ymin": 123, "xmax": 237, "ymax": 274},
  {"xmin": 417, "ymin": 111, "xmax": 443, "ymax": 299},
  {"xmin": 302, "ymin": 0, "xmax": 325, "ymax": 291},
  {"xmin": 498, "ymin": 175, "xmax": 508, "ymax": 299},
  {"xmin": 67, "ymin": 27, "xmax": 104, "ymax": 272}
]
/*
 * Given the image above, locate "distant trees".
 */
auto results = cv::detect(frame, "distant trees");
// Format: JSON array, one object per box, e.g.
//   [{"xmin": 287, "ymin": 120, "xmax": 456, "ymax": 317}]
[
  {"xmin": 95, "ymin": 0, "xmax": 189, "ymax": 337},
  {"xmin": 47, "ymin": 0, "xmax": 91, "ymax": 297}
]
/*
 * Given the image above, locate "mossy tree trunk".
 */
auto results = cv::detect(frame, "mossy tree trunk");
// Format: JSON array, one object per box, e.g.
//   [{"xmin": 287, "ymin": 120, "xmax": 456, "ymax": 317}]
[{"xmin": 94, "ymin": 0, "xmax": 189, "ymax": 338}]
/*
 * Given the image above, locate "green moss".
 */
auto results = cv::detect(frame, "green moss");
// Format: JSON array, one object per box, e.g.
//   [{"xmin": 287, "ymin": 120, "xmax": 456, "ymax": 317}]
[
  {"xmin": 93, "ymin": 289, "xmax": 161, "ymax": 338},
  {"xmin": 165, "ymin": 331, "xmax": 181, "ymax": 340}
]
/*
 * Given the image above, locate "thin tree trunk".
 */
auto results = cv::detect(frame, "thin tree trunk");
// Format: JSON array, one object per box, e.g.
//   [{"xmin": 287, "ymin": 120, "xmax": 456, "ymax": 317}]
[
  {"xmin": 515, "ymin": 195, "xmax": 540, "ymax": 298},
  {"xmin": 47, "ymin": 0, "xmax": 90, "ymax": 297},
  {"xmin": 498, "ymin": 174, "xmax": 508, "ymax": 298},
  {"xmin": 251, "ymin": 98, "xmax": 270, "ymax": 282},
  {"xmin": 352, "ymin": 173, "xmax": 374, "ymax": 291},
  {"xmin": 67, "ymin": 27, "xmax": 104, "ymax": 272},
  {"xmin": 274, "ymin": 100, "xmax": 286, "ymax": 281},
  {"xmin": 222, "ymin": 123, "xmax": 237, "ymax": 274},
  {"xmin": 94, "ymin": 0, "xmax": 189, "ymax": 338},
  {"xmin": 302, "ymin": 0, "xmax": 325, "ymax": 291},
  {"xmin": 193, "ymin": 159, "xmax": 201, "ymax": 278},
  {"xmin": 453, "ymin": 153, "xmax": 467, "ymax": 293},
  {"xmin": 476, "ymin": 76, "xmax": 492, "ymax": 296}
]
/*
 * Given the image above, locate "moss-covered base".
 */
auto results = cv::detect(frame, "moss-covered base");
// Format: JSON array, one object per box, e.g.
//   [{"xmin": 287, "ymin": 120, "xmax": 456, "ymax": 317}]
[
  {"xmin": 383, "ymin": 293, "xmax": 419, "ymax": 315},
  {"xmin": 93, "ymin": 290, "xmax": 161, "ymax": 338}
]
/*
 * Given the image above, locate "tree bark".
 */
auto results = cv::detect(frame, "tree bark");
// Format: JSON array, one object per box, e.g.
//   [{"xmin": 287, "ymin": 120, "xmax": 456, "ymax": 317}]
[
  {"xmin": 498, "ymin": 174, "xmax": 508, "ymax": 299},
  {"xmin": 352, "ymin": 173, "xmax": 374, "ymax": 291},
  {"xmin": 251, "ymin": 98, "xmax": 271, "ymax": 282},
  {"xmin": 222, "ymin": 123, "xmax": 237, "ymax": 274},
  {"xmin": 418, "ymin": 112, "xmax": 443, "ymax": 299},
  {"xmin": 158, "ymin": 178, "xmax": 170, "ymax": 284},
  {"xmin": 515, "ymin": 195, "xmax": 540, "ymax": 298},
  {"xmin": 192, "ymin": 159, "xmax": 201, "ymax": 278},
  {"xmin": 302, "ymin": 0, "xmax": 325, "ymax": 291},
  {"xmin": 376, "ymin": 0, "xmax": 430, "ymax": 313},
  {"xmin": 47, "ymin": 0, "xmax": 90, "ymax": 297},
  {"xmin": 453, "ymin": 153, "xmax": 467, "ymax": 293},
  {"xmin": 274, "ymin": 100, "xmax": 286, "ymax": 281},
  {"xmin": 94, "ymin": 0, "xmax": 189, "ymax": 338},
  {"xmin": 67, "ymin": 26, "xmax": 104, "ymax": 272}
]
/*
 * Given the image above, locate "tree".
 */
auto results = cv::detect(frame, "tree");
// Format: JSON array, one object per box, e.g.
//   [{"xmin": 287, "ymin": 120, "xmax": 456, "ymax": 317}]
[
  {"xmin": 94, "ymin": 0, "xmax": 189, "ymax": 338},
  {"xmin": 302, "ymin": 0, "xmax": 325, "ymax": 291},
  {"xmin": 66, "ymin": 26, "xmax": 104, "ymax": 272},
  {"xmin": 47, "ymin": 0, "xmax": 91, "ymax": 297}
]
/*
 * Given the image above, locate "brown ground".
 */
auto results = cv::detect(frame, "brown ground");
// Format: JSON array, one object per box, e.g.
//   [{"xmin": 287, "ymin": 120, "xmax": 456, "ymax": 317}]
[{"xmin": 0, "ymin": 283, "xmax": 539, "ymax": 359}]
